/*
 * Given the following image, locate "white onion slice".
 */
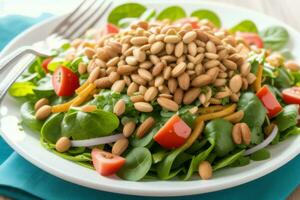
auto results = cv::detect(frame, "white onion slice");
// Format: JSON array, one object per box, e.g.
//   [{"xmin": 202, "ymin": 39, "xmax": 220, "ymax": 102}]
[
  {"xmin": 71, "ymin": 134, "xmax": 124, "ymax": 147},
  {"xmin": 244, "ymin": 125, "xmax": 278, "ymax": 156}
]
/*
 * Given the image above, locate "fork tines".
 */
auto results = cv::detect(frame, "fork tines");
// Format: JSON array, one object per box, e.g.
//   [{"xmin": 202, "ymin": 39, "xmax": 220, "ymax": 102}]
[{"xmin": 52, "ymin": 0, "xmax": 112, "ymax": 39}]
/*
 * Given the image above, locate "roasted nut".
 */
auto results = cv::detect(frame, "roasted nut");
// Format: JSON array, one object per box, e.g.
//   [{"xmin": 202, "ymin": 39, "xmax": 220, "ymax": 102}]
[
  {"xmin": 112, "ymin": 138, "xmax": 129, "ymax": 155},
  {"xmin": 113, "ymin": 99, "xmax": 126, "ymax": 116},
  {"xmin": 136, "ymin": 117, "xmax": 155, "ymax": 138},
  {"xmin": 198, "ymin": 161, "xmax": 213, "ymax": 180},
  {"xmin": 157, "ymin": 97, "xmax": 179, "ymax": 111},
  {"xmin": 35, "ymin": 105, "xmax": 52, "ymax": 120},
  {"xmin": 56, "ymin": 137, "xmax": 71, "ymax": 152},
  {"xmin": 134, "ymin": 102, "xmax": 153, "ymax": 112},
  {"xmin": 34, "ymin": 98, "xmax": 49, "ymax": 111},
  {"xmin": 123, "ymin": 121, "xmax": 136, "ymax": 137}
]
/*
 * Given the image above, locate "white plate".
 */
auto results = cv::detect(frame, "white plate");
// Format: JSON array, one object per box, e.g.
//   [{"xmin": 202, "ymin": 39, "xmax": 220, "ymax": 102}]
[{"xmin": 1, "ymin": 0, "xmax": 300, "ymax": 197}]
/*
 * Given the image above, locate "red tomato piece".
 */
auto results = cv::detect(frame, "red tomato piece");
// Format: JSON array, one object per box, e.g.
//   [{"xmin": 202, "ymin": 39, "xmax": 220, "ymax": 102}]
[
  {"xmin": 41, "ymin": 57, "xmax": 52, "ymax": 73},
  {"xmin": 236, "ymin": 32, "xmax": 264, "ymax": 48},
  {"xmin": 101, "ymin": 23, "xmax": 119, "ymax": 36},
  {"xmin": 282, "ymin": 87, "xmax": 300, "ymax": 104},
  {"xmin": 175, "ymin": 17, "xmax": 199, "ymax": 29},
  {"xmin": 256, "ymin": 85, "xmax": 282, "ymax": 118},
  {"xmin": 92, "ymin": 148, "xmax": 126, "ymax": 176},
  {"xmin": 52, "ymin": 66, "xmax": 79, "ymax": 96},
  {"xmin": 154, "ymin": 115, "xmax": 191, "ymax": 149}
]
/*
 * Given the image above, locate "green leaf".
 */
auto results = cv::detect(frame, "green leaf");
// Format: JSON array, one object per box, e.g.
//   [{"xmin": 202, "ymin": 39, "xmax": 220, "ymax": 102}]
[
  {"xmin": 229, "ymin": 20, "xmax": 258, "ymax": 33},
  {"xmin": 9, "ymin": 82, "xmax": 35, "ymax": 97},
  {"xmin": 20, "ymin": 102, "xmax": 44, "ymax": 131},
  {"xmin": 61, "ymin": 109, "xmax": 119, "ymax": 140},
  {"xmin": 204, "ymin": 119, "xmax": 235, "ymax": 157},
  {"xmin": 108, "ymin": 3, "xmax": 146, "ymax": 26},
  {"xmin": 274, "ymin": 105, "xmax": 298, "ymax": 132},
  {"xmin": 131, "ymin": 126, "xmax": 159, "ymax": 148},
  {"xmin": 41, "ymin": 113, "xmax": 64, "ymax": 143},
  {"xmin": 281, "ymin": 126, "xmax": 300, "ymax": 140},
  {"xmin": 260, "ymin": 26, "xmax": 289, "ymax": 50},
  {"xmin": 191, "ymin": 9, "xmax": 221, "ymax": 27},
  {"xmin": 140, "ymin": 9, "xmax": 156, "ymax": 21},
  {"xmin": 156, "ymin": 6, "xmax": 186, "ymax": 22},
  {"xmin": 213, "ymin": 150, "xmax": 245, "ymax": 171},
  {"xmin": 152, "ymin": 149, "xmax": 168, "ymax": 164},
  {"xmin": 238, "ymin": 92, "xmax": 266, "ymax": 144},
  {"xmin": 33, "ymin": 75, "xmax": 55, "ymax": 98},
  {"xmin": 250, "ymin": 148, "xmax": 270, "ymax": 161},
  {"xmin": 117, "ymin": 147, "xmax": 152, "ymax": 181},
  {"xmin": 274, "ymin": 67, "xmax": 294, "ymax": 89}
]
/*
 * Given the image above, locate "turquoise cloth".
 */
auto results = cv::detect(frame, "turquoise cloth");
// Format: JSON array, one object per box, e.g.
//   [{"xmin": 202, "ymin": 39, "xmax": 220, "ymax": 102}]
[{"xmin": 0, "ymin": 14, "xmax": 300, "ymax": 200}]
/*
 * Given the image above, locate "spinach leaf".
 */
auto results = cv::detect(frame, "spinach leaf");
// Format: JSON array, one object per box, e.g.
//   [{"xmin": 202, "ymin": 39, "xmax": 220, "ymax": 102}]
[
  {"xmin": 280, "ymin": 49, "xmax": 294, "ymax": 60},
  {"xmin": 41, "ymin": 113, "xmax": 64, "ymax": 143},
  {"xmin": 281, "ymin": 126, "xmax": 300, "ymax": 140},
  {"xmin": 9, "ymin": 82, "xmax": 35, "ymax": 97},
  {"xmin": 260, "ymin": 26, "xmax": 289, "ymax": 50},
  {"xmin": 108, "ymin": 3, "xmax": 146, "ymax": 26},
  {"xmin": 172, "ymin": 152, "xmax": 192, "ymax": 169},
  {"xmin": 230, "ymin": 156, "xmax": 250, "ymax": 167},
  {"xmin": 183, "ymin": 142, "xmax": 215, "ymax": 180},
  {"xmin": 274, "ymin": 67, "xmax": 293, "ymax": 89},
  {"xmin": 131, "ymin": 126, "xmax": 159, "ymax": 148},
  {"xmin": 186, "ymin": 139, "xmax": 207, "ymax": 154},
  {"xmin": 117, "ymin": 147, "xmax": 152, "ymax": 181},
  {"xmin": 33, "ymin": 75, "xmax": 55, "ymax": 98},
  {"xmin": 274, "ymin": 105, "xmax": 298, "ymax": 132},
  {"xmin": 229, "ymin": 20, "xmax": 258, "ymax": 33},
  {"xmin": 156, "ymin": 6, "xmax": 186, "ymax": 22},
  {"xmin": 61, "ymin": 109, "xmax": 119, "ymax": 140},
  {"xmin": 238, "ymin": 92, "xmax": 266, "ymax": 144},
  {"xmin": 20, "ymin": 102, "xmax": 44, "ymax": 131},
  {"xmin": 213, "ymin": 150, "xmax": 245, "ymax": 171},
  {"xmin": 191, "ymin": 9, "xmax": 221, "ymax": 27},
  {"xmin": 204, "ymin": 119, "xmax": 235, "ymax": 157},
  {"xmin": 250, "ymin": 148, "xmax": 270, "ymax": 161},
  {"xmin": 152, "ymin": 149, "xmax": 168, "ymax": 164}
]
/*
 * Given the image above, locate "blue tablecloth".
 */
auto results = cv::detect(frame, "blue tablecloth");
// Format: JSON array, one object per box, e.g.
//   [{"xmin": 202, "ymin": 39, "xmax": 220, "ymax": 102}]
[{"xmin": 0, "ymin": 14, "xmax": 299, "ymax": 200}]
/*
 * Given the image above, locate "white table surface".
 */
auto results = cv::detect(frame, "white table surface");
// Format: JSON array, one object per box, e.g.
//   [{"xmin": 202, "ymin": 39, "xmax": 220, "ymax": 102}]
[{"xmin": 0, "ymin": 0, "xmax": 299, "ymax": 199}]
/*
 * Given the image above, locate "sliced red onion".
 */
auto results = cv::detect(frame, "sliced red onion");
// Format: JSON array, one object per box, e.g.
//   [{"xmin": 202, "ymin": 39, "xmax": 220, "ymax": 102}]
[
  {"xmin": 71, "ymin": 134, "xmax": 124, "ymax": 147},
  {"xmin": 244, "ymin": 125, "xmax": 278, "ymax": 156}
]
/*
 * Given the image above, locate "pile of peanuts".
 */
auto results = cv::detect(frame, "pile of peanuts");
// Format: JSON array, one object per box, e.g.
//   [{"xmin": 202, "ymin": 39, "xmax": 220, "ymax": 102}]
[{"xmin": 71, "ymin": 19, "xmax": 257, "ymax": 115}]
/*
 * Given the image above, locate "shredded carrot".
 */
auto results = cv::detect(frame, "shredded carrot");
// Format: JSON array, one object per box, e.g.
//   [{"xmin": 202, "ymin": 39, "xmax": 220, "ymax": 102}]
[
  {"xmin": 75, "ymin": 81, "xmax": 90, "ymax": 94},
  {"xmin": 253, "ymin": 64, "xmax": 263, "ymax": 92},
  {"xmin": 52, "ymin": 98, "xmax": 76, "ymax": 113},
  {"xmin": 198, "ymin": 105, "xmax": 225, "ymax": 114},
  {"xmin": 196, "ymin": 104, "xmax": 237, "ymax": 123}
]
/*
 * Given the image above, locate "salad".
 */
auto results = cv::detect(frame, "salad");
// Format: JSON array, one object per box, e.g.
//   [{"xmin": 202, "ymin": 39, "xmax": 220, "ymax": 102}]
[{"xmin": 9, "ymin": 3, "xmax": 300, "ymax": 181}]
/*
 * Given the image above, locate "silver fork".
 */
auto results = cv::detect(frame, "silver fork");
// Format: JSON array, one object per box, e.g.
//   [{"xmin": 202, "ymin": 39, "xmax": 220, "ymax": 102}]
[{"xmin": 0, "ymin": 0, "xmax": 112, "ymax": 100}]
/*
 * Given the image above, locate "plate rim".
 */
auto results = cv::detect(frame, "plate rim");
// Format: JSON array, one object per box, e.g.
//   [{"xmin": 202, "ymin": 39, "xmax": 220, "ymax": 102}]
[{"xmin": 1, "ymin": 0, "xmax": 300, "ymax": 196}]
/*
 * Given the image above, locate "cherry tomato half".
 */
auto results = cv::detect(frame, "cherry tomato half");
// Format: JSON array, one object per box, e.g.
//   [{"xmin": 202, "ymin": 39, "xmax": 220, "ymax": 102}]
[
  {"xmin": 154, "ymin": 115, "xmax": 191, "ymax": 149},
  {"xmin": 256, "ymin": 85, "xmax": 282, "ymax": 118},
  {"xmin": 41, "ymin": 57, "xmax": 52, "ymax": 73},
  {"xmin": 282, "ymin": 87, "xmax": 300, "ymax": 104},
  {"xmin": 52, "ymin": 66, "xmax": 79, "ymax": 96},
  {"xmin": 236, "ymin": 32, "xmax": 264, "ymax": 48},
  {"xmin": 101, "ymin": 23, "xmax": 119, "ymax": 36},
  {"xmin": 92, "ymin": 148, "xmax": 125, "ymax": 176}
]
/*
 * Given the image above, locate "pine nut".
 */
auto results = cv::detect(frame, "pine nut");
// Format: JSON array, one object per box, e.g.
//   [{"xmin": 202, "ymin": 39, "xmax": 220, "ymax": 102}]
[
  {"xmin": 229, "ymin": 75, "xmax": 242, "ymax": 93},
  {"xmin": 183, "ymin": 31, "xmax": 197, "ymax": 43},
  {"xmin": 138, "ymin": 68, "xmax": 153, "ymax": 81},
  {"xmin": 174, "ymin": 88, "xmax": 183, "ymax": 104},
  {"xmin": 123, "ymin": 121, "xmax": 136, "ymax": 137},
  {"xmin": 35, "ymin": 105, "xmax": 52, "ymax": 120},
  {"xmin": 134, "ymin": 102, "xmax": 153, "ymax": 112},
  {"xmin": 81, "ymin": 105, "xmax": 97, "ymax": 112},
  {"xmin": 84, "ymin": 47, "xmax": 95, "ymax": 59},
  {"xmin": 175, "ymin": 42, "xmax": 184, "ymax": 57},
  {"xmin": 214, "ymin": 78, "xmax": 227, "ymax": 87},
  {"xmin": 113, "ymin": 99, "xmax": 126, "ymax": 116},
  {"xmin": 198, "ymin": 161, "xmax": 213, "ymax": 180},
  {"xmin": 178, "ymin": 72, "xmax": 190, "ymax": 90},
  {"xmin": 108, "ymin": 71, "xmax": 120, "ymax": 83},
  {"xmin": 163, "ymin": 66, "xmax": 172, "ymax": 79},
  {"xmin": 130, "ymin": 36, "xmax": 148, "ymax": 45},
  {"xmin": 183, "ymin": 88, "xmax": 201, "ymax": 104},
  {"xmin": 107, "ymin": 57, "xmax": 120, "ymax": 66},
  {"xmin": 191, "ymin": 74, "xmax": 212, "ymax": 87},
  {"xmin": 126, "ymin": 56, "xmax": 138, "ymax": 66},
  {"xmin": 78, "ymin": 62, "xmax": 87, "ymax": 74},
  {"xmin": 247, "ymin": 73, "xmax": 257, "ymax": 84},
  {"xmin": 56, "ymin": 137, "xmax": 71, "ymax": 153},
  {"xmin": 140, "ymin": 61, "xmax": 153, "ymax": 69},
  {"xmin": 205, "ymin": 52, "xmax": 219, "ymax": 59},
  {"xmin": 188, "ymin": 42, "xmax": 197, "ymax": 56},
  {"xmin": 88, "ymin": 67, "xmax": 101, "ymax": 83},
  {"xmin": 111, "ymin": 80, "xmax": 126, "ymax": 93},
  {"xmin": 223, "ymin": 59, "xmax": 237, "ymax": 70},
  {"xmin": 207, "ymin": 67, "xmax": 219, "ymax": 81},
  {"xmin": 166, "ymin": 43, "xmax": 175, "ymax": 54},
  {"xmin": 172, "ymin": 62, "xmax": 186, "ymax": 77},
  {"xmin": 150, "ymin": 41, "xmax": 165, "ymax": 54},
  {"xmin": 206, "ymin": 41, "xmax": 216, "ymax": 53},
  {"xmin": 164, "ymin": 35, "xmax": 181, "ymax": 43},
  {"xmin": 131, "ymin": 74, "xmax": 147, "ymax": 85},
  {"xmin": 136, "ymin": 117, "xmax": 155, "ymax": 138},
  {"xmin": 34, "ymin": 98, "xmax": 49, "ymax": 111},
  {"xmin": 204, "ymin": 60, "xmax": 220, "ymax": 69},
  {"xmin": 157, "ymin": 97, "xmax": 179, "ymax": 111},
  {"xmin": 139, "ymin": 85, "xmax": 147, "ymax": 95},
  {"xmin": 94, "ymin": 77, "xmax": 112, "ymax": 88},
  {"xmin": 112, "ymin": 138, "xmax": 128, "ymax": 155},
  {"xmin": 240, "ymin": 62, "xmax": 251, "ymax": 77},
  {"xmin": 224, "ymin": 110, "xmax": 244, "ymax": 123},
  {"xmin": 133, "ymin": 48, "xmax": 146, "ymax": 62},
  {"xmin": 130, "ymin": 95, "xmax": 144, "ymax": 103},
  {"xmin": 117, "ymin": 65, "xmax": 137, "ymax": 75},
  {"xmin": 152, "ymin": 62, "xmax": 164, "ymax": 76},
  {"xmin": 127, "ymin": 82, "xmax": 139, "ymax": 96},
  {"xmin": 144, "ymin": 87, "xmax": 158, "ymax": 101},
  {"xmin": 167, "ymin": 78, "xmax": 178, "ymax": 93},
  {"xmin": 154, "ymin": 75, "xmax": 165, "ymax": 87},
  {"xmin": 285, "ymin": 60, "xmax": 300, "ymax": 72}
]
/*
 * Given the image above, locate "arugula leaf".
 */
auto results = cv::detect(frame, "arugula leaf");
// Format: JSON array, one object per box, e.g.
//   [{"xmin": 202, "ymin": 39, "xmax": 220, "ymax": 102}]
[
  {"xmin": 156, "ymin": 6, "xmax": 186, "ymax": 22},
  {"xmin": 61, "ymin": 109, "xmax": 119, "ymax": 140},
  {"xmin": 9, "ymin": 82, "xmax": 35, "ymax": 97},
  {"xmin": 229, "ymin": 20, "xmax": 258, "ymax": 33},
  {"xmin": 281, "ymin": 126, "xmax": 300, "ymax": 140},
  {"xmin": 108, "ymin": 3, "xmax": 146, "ymax": 26},
  {"xmin": 191, "ymin": 9, "xmax": 221, "ymax": 27},
  {"xmin": 213, "ymin": 150, "xmax": 245, "ymax": 171},
  {"xmin": 274, "ymin": 104, "xmax": 298, "ymax": 132},
  {"xmin": 260, "ymin": 26, "xmax": 289, "ymax": 50},
  {"xmin": 250, "ymin": 148, "xmax": 270, "ymax": 161},
  {"xmin": 238, "ymin": 92, "xmax": 266, "ymax": 144}
]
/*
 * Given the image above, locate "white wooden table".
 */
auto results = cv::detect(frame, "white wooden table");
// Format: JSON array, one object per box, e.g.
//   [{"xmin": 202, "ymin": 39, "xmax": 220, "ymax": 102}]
[{"xmin": 0, "ymin": 0, "xmax": 299, "ymax": 199}]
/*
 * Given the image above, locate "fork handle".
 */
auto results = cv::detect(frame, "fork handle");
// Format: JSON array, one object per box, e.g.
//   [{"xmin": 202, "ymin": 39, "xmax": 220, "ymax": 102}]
[
  {"xmin": 0, "ymin": 46, "xmax": 35, "ymax": 72},
  {"xmin": 0, "ymin": 54, "xmax": 36, "ymax": 100}
]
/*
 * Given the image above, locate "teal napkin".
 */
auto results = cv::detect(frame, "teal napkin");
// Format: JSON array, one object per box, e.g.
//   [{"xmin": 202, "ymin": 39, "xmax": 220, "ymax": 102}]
[{"xmin": 0, "ymin": 14, "xmax": 299, "ymax": 200}]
